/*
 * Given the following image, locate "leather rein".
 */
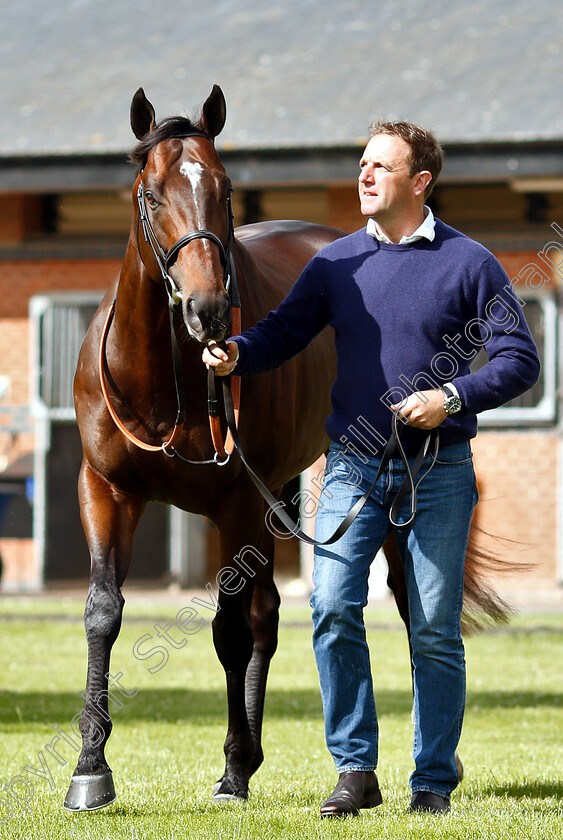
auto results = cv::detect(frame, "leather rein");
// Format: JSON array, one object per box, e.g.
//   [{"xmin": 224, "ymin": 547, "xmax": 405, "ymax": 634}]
[
  {"xmin": 99, "ymin": 132, "xmax": 241, "ymax": 466},
  {"xmin": 222, "ymin": 380, "xmax": 439, "ymax": 540}
]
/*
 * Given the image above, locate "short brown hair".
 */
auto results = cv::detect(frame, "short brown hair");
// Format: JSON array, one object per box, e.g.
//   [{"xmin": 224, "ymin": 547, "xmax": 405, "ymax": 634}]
[{"xmin": 368, "ymin": 120, "xmax": 444, "ymax": 198}]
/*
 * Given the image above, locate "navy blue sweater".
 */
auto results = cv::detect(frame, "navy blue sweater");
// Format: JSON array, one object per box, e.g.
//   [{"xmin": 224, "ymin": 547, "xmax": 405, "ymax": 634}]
[{"xmin": 233, "ymin": 219, "xmax": 541, "ymax": 453}]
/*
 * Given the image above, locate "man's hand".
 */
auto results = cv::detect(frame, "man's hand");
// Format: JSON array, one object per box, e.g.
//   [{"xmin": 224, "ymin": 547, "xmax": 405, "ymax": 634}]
[
  {"xmin": 202, "ymin": 340, "xmax": 239, "ymax": 376},
  {"xmin": 391, "ymin": 390, "xmax": 448, "ymax": 430}
]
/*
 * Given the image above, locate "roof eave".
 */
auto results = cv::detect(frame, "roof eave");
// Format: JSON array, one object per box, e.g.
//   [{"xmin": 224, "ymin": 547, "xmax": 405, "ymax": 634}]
[{"xmin": 1, "ymin": 139, "xmax": 562, "ymax": 193}]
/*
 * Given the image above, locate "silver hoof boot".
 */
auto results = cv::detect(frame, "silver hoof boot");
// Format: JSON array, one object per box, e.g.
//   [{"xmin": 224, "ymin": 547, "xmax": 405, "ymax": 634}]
[{"xmin": 63, "ymin": 771, "xmax": 116, "ymax": 811}]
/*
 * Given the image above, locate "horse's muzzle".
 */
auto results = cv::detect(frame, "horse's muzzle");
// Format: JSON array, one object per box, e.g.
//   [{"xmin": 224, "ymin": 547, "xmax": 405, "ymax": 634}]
[{"xmin": 184, "ymin": 291, "xmax": 230, "ymax": 342}]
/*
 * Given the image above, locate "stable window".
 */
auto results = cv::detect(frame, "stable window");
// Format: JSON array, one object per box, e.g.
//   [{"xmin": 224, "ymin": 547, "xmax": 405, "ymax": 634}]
[
  {"xmin": 30, "ymin": 293, "xmax": 103, "ymax": 420},
  {"xmin": 475, "ymin": 291, "xmax": 557, "ymax": 426}
]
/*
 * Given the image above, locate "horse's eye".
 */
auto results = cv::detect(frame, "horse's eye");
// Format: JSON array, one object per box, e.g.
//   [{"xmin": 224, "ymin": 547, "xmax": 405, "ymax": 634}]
[{"xmin": 145, "ymin": 191, "xmax": 158, "ymax": 208}]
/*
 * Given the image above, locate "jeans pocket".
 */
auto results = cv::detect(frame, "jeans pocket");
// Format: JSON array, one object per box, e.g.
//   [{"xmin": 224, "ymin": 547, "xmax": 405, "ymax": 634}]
[
  {"xmin": 434, "ymin": 443, "xmax": 473, "ymax": 466},
  {"xmin": 435, "ymin": 455, "xmax": 473, "ymax": 466},
  {"xmin": 326, "ymin": 448, "xmax": 365, "ymax": 489}
]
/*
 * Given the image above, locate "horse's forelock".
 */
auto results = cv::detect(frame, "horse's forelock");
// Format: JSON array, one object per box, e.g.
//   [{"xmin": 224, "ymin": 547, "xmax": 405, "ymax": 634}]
[{"xmin": 128, "ymin": 116, "xmax": 212, "ymax": 168}]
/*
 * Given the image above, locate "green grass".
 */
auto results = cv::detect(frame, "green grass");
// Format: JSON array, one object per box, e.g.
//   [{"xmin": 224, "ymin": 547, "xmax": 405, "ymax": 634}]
[{"xmin": 0, "ymin": 593, "xmax": 561, "ymax": 839}]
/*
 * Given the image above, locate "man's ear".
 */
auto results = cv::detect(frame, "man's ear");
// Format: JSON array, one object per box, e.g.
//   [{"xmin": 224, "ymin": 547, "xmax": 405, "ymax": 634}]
[{"xmin": 413, "ymin": 170, "xmax": 433, "ymax": 197}]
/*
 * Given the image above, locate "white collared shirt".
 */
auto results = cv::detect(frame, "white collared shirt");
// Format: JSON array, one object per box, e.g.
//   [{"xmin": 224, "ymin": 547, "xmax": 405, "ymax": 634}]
[{"xmin": 366, "ymin": 206, "xmax": 436, "ymax": 244}]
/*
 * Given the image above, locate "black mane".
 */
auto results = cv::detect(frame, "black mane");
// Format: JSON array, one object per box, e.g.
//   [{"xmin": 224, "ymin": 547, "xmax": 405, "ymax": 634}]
[{"xmin": 129, "ymin": 116, "xmax": 211, "ymax": 168}]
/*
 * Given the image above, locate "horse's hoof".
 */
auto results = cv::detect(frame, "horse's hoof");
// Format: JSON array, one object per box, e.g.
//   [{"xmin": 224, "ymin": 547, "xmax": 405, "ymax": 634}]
[
  {"xmin": 211, "ymin": 779, "xmax": 247, "ymax": 802},
  {"xmin": 63, "ymin": 771, "xmax": 116, "ymax": 811}
]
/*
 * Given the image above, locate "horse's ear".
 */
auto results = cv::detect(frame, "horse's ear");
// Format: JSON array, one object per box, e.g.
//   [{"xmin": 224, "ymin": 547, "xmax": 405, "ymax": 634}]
[
  {"xmin": 130, "ymin": 88, "xmax": 156, "ymax": 139},
  {"xmin": 199, "ymin": 85, "xmax": 226, "ymax": 139}
]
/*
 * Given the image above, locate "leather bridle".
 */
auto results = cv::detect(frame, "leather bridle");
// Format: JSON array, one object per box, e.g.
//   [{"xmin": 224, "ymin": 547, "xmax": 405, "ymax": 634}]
[
  {"xmin": 136, "ymin": 170, "xmax": 236, "ymax": 306},
  {"xmin": 100, "ymin": 132, "xmax": 241, "ymax": 464}
]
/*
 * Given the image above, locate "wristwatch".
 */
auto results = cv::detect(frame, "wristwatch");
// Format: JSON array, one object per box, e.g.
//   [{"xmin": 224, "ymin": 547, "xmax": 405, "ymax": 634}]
[{"xmin": 441, "ymin": 384, "xmax": 462, "ymax": 415}]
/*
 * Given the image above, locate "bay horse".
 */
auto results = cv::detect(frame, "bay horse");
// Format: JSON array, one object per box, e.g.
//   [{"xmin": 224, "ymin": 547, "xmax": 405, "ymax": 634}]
[{"xmin": 66, "ymin": 85, "xmax": 510, "ymax": 811}]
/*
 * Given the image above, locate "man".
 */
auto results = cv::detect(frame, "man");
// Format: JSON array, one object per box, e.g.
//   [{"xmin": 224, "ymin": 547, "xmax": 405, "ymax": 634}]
[{"xmin": 203, "ymin": 122, "xmax": 540, "ymax": 816}]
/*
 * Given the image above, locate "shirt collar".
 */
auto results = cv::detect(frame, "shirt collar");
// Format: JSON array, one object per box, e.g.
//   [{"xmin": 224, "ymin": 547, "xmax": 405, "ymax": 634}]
[{"xmin": 366, "ymin": 206, "xmax": 436, "ymax": 244}]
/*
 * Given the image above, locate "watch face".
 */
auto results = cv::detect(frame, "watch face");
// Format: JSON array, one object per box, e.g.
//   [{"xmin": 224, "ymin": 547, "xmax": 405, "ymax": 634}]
[{"xmin": 445, "ymin": 395, "xmax": 462, "ymax": 414}]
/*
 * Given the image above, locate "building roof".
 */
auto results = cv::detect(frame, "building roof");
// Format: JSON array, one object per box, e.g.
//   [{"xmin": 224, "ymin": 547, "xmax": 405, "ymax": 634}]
[{"xmin": 1, "ymin": 0, "xmax": 562, "ymax": 188}]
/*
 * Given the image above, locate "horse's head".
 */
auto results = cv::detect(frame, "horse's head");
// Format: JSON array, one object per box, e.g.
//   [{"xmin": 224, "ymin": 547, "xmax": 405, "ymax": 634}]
[{"xmin": 130, "ymin": 86, "xmax": 232, "ymax": 343}]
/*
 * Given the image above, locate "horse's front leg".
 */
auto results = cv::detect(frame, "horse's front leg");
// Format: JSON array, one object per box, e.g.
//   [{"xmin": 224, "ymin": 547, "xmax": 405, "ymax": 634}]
[
  {"xmin": 244, "ymin": 521, "xmax": 280, "ymax": 779},
  {"xmin": 210, "ymin": 486, "xmax": 270, "ymax": 801},
  {"xmin": 64, "ymin": 461, "xmax": 144, "ymax": 811}
]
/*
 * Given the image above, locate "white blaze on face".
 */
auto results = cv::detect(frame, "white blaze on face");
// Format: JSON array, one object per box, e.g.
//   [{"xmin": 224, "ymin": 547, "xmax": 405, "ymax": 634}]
[{"xmin": 180, "ymin": 161, "xmax": 204, "ymax": 190}]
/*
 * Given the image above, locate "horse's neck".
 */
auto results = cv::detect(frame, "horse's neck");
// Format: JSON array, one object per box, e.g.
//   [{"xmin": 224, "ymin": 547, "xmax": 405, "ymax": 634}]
[
  {"xmin": 109, "ymin": 263, "xmax": 206, "ymax": 427},
  {"xmin": 115, "ymin": 251, "xmax": 170, "ymax": 339},
  {"xmin": 111, "ymin": 255, "xmax": 170, "ymax": 364}
]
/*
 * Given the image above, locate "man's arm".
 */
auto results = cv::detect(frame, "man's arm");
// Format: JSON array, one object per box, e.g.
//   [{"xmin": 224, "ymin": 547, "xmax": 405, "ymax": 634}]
[
  {"xmin": 202, "ymin": 253, "xmax": 331, "ymax": 376},
  {"xmin": 452, "ymin": 257, "xmax": 541, "ymax": 414}
]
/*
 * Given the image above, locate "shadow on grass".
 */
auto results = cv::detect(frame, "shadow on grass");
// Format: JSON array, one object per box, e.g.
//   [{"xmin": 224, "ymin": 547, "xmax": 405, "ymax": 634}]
[
  {"xmin": 478, "ymin": 779, "xmax": 563, "ymax": 800},
  {"xmin": 0, "ymin": 687, "xmax": 414, "ymax": 726},
  {"xmin": 1, "ymin": 686, "xmax": 560, "ymax": 729},
  {"xmin": 465, "ymin": 689, "xmax": 562, "ymax": 709}
]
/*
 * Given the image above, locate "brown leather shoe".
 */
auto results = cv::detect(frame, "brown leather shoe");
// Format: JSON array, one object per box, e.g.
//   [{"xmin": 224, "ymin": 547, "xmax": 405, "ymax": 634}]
[
  {"xmin": 320, "ymin": 771, "xmax": 383, "ymax": 818},
  {"xmin": 409, "ymin": 791, "xmax": 450, "ymax": 813}
]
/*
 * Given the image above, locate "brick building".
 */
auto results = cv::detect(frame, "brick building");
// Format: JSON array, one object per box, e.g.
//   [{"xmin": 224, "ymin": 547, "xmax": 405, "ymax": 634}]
[{"xmin": 1, "ymin": 0, "xmax": 562, "ymax": 600}]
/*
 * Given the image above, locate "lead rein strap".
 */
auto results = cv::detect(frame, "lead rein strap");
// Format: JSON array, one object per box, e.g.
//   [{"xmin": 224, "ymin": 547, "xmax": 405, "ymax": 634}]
[
  {"xmin": 221, "ymin": 381, "xmax": 439, "ymax": 545},
  {"xmin": 208, "ymin": 254, "xmax": 241, "ymax": 459}
]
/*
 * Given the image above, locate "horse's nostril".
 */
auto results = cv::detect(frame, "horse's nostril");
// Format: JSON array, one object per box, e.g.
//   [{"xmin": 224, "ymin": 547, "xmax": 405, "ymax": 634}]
[
  {"xmin": 185, "ymin": 297, "xmax": 200, "ymax": 323},
  {"xmin": 182, "ymin": 293, "xmax": 230, "ymax": 341}
]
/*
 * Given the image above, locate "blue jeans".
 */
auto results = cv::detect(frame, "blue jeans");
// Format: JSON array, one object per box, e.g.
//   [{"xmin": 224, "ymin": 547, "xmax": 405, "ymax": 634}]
[{"xmin": 310, "ymin": 440, "xmax": 478, "ymax": 796}]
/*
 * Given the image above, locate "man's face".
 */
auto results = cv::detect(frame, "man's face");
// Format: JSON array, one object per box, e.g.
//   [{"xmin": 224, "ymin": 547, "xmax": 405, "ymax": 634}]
[{"xmin": 358, "ymin": 133, "xmax": 421, "ymax": 221}]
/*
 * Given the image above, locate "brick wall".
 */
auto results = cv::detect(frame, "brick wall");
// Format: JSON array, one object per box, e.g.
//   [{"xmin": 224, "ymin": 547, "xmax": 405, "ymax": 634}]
[
  {"xmin": 471, "ymin": 431, "xmax": 559, "ymax": 594},
  {"xmin": 1, "ymin": 258, "xmax": 120, "ymax": 319},
  {"xmin": 0, "ymin": 257, "xmax": 119, "ymax": 395}
]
